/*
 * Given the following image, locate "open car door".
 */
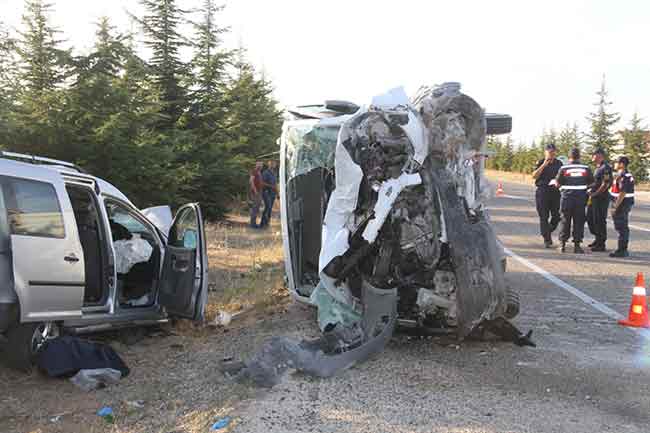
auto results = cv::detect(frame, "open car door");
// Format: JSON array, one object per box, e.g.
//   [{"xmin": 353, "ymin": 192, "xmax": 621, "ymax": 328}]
[{"xmin": 159, "ymin": 203, "xmax": 208, "ymax": 321}]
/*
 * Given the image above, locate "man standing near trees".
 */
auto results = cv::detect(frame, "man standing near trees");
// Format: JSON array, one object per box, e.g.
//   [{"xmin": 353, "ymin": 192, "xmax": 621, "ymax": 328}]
[
  {"xmin": 586, "ymin": 148, "xmax": 613, "ymax": 252},
  {"xmin": 609, "ymin": 156, "xmax": 635, "ymax": 258},
  {"xmin": 260, "ymin": 160, "xmax": 278, "ymax": 228},
  {"xmin": 532, "ymin": 143, "xmax": 563, "ymax": 248},
  {"xmin": 555, "ymin": 148, "xmax": 594, "ymax": 254},
  {"xmin": 249, "ymin": 161, "xmax": 263, "ymax": 228}
]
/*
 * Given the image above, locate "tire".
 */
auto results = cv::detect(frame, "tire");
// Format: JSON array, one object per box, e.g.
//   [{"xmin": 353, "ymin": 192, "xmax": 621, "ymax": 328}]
[
  {"xmin": 4, "ymin": 322, "xmax": 59, "ymax": 371},
  {"xmin": 504, "ymin": 287, "xmax": 520, "ymax": 319}
]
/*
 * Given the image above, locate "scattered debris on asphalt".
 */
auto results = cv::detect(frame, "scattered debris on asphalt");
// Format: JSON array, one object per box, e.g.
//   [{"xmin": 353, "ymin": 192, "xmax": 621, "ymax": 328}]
[
  {"xmin": 214, "ymin": 311, "xmax": 233, "ymax": 327},
  {"xmin": 126, "ymin": 400, "xmax": 145, "ymax": 409},
  {"xmin": 36, "ymin": 336, "xmax": 129, "ymax": 379},
  {"xmin": 69, "ymin": 368, "xmax": 122, "ymax": 391},
  {"xmin": 96, "ymin": 406, "xmax": 115, "ymax": 424},
  {"xmin": 211, "ymin": 416, "xmax": 232, "ymax": 430}
]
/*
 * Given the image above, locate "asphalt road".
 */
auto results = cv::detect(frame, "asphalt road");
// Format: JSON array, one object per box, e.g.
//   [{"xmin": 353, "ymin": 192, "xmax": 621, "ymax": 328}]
[{"xmin": 233, "ymin": 179, "xmax": 650, "ymax": 433}]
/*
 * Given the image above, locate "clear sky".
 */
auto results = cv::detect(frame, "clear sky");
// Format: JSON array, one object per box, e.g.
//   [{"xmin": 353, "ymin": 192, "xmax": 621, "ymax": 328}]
[{"xmin": 2, "ymin": 0, "xmax": 649, "ymax": 144}]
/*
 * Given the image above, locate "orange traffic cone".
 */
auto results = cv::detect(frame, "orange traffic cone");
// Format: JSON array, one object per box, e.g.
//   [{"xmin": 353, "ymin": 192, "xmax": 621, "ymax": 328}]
[
  {"xmin": 496, "ymin": 182, "xmax": 504, "ymax": 196},
  {"xmin": 618, "ymin": 272, "xmax": 650, "ymax": 328}
]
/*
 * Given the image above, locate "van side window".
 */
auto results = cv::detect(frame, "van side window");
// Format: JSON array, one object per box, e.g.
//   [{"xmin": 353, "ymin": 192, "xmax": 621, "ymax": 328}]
[{"xmin": 0, "ymin": 176, "xmax": 65, "ymax": 238}]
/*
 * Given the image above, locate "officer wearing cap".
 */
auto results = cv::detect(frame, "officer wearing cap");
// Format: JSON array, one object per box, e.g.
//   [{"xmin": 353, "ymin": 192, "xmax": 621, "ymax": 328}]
[
  {"xmin": 586, "ymin": 148, "xmax": 613, "ymax": 252},
  {"xmin": 532, "ymin": 143, "xmax": 563, "ymax": 247},
  {"xmin": 609, "ymin": 156, "xmax": 635, "ymax": 257},
  {"xmin": 554, "ymin": 148, "xmax": 594, "ymax": 253}
]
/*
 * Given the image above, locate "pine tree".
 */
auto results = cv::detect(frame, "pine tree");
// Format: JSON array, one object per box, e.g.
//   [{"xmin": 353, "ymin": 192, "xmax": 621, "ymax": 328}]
[
  {"xmin": 223, "ymin": 52, "xmax": 282, "ymax": 157},
  {"xmin": 502, "ymin": 135, "xmax": 514, "ymax": 171},
  {"xmin": 10, "ymin": 0, "xmax": 72, "ymax": 157},
  {"xmin": 585, "ymin": 78, "xmax": 620, "ymax": 155},
  {"xmin": 16, "ymin": 0, "xmax": 68, "ymax": 94},
  {"xmin": 486, "ymin": 136, "xmax": 503, "ymax": 170},
  {"xmin": 186, "ymin": 0, "xmax": 232, "ymax": 134},
  {"xmin": 557, "ymin": 123, "xmax": 581, "ymax": 158},
  {"xmin": 623, "ymin": 112, "xmax": 650, "ymax": 182},
  {"xmin": 0, "ymin": 21, "xmax": 16, "ymax": 145},
  {"xmin": 0, "ymin": 22, "xmax": 14, "ymax": 96},
  {"xmin": 1, "ymin": 1, "xmax": 286, "ymax": 220},
  {"xmin": 67, "ymin": 17, "xmax": 131, "ymax": 167},
  {"xmin": 134, "ymin": 0, "xmax": 189, "ymax": 126}
]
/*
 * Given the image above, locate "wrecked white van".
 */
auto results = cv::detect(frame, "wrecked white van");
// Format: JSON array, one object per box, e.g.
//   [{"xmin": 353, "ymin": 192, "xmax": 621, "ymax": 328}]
[{"xmin": 279, "ymin": 84, "xmax": 525, "ymax": 344}]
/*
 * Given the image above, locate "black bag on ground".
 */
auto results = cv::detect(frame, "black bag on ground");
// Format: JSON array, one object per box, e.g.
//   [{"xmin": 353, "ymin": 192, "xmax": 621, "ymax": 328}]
[{"xmin": 35, "ymin": 336, "xmax": 129, "ymax": 378}]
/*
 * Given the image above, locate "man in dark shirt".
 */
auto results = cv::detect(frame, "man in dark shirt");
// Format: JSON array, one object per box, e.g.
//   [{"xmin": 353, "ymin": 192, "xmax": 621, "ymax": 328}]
[
  {"xmin": 586, "ymin": 148, "xmax": 613, "ymax": 252},
  {"xmin": 555, "ymin": 148, "xmax": 594, "ymax": 254},
  {"xmin": 609, "ymin": 156, "xmax": 635, "ymax": 258},
  {"xmin": 260, "ymin": 160, "xmax": 278, "ymax": 228},
  {"xmin": 532, "ymin": 143, "xmax": 563, "ymax": 248}
]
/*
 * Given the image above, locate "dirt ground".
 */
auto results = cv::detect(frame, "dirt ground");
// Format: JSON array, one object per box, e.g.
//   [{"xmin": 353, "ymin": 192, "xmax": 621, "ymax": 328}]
[{"xmin": 0, "ymin": 213, "xmax": 313, "ymax": 433}]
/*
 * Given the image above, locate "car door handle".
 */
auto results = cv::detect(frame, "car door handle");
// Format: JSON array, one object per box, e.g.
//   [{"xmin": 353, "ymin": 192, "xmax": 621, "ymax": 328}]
[{"xmin": 64, "ymin": 254, "xmax": 80, "ymax": 263}]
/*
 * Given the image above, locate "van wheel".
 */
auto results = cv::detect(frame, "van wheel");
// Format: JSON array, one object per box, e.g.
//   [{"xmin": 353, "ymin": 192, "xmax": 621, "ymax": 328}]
[
  {"xmin": 4, "ymin": 322, "xmax": 59, "ymax": 371},
  {"xmin": 504, "ymin": 288, "xmax": 520, "ymax": 319}
]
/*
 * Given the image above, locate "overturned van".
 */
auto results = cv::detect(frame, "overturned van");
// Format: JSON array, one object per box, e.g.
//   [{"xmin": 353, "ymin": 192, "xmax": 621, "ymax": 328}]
[{"xmin": 279, "ymin": 84, "xmax": 525, "ymax": 343}]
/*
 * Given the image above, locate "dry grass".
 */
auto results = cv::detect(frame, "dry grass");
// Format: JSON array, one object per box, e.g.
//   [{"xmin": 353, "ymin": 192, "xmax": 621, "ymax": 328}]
[
  {"xmin": 485, "ymin": 169, "xmax": 533, "ymax": 184},
  {"xmin": 0, "ymin": 208, "xmax": 302, "ymax": 433},
  {"xmin": 203, "ymin": 212, "xmax": 287, "ymax": 320}
]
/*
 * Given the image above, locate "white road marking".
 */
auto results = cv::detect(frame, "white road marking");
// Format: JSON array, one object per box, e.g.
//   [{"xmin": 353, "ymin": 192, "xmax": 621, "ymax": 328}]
[
  {"xmin": 504, "ymin": 247, "xmax": 650, "ymax": 340},
  {"xmin": 629, "ymin": 224, "xmax": 650, "ymax": 233},
  {"xmin": 500, "ymin": 194, "xmax": 532, "ymax": 201}
]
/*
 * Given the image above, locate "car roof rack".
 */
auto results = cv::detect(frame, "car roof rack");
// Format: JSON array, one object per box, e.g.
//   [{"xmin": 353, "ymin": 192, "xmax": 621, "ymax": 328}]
[{"xmin": 0, "ymin": 150, "xmax": 87, "ymax": 174}]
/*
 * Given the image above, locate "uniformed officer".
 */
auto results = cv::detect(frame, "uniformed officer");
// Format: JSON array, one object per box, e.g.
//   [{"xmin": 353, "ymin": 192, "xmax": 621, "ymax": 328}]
[
  {"xmin": 532, "ymin": 143, "xmax": 563, "ymax": 248},
  {"xmin": 554, "ymin": 148, "xmax": 594, "ymax": 253},
  {"xmin": 609, "ymin": 156, "xmax": 635, "ymax": 258},
  {"xmin": 586, "ymin": 148, "xmax": 613, "ymax": 252}
]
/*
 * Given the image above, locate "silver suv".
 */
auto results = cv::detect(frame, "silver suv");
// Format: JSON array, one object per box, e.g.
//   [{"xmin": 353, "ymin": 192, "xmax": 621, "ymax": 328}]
[{"xmin": 0, "ymin": 152, "xmax": 208, "ymax": 369}]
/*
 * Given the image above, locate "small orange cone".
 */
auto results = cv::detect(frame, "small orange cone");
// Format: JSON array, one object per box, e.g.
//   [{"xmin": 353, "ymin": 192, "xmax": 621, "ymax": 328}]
[
  {"xmin": 619, "ymin": 272, "xmax": 650, "ymax": 328},
  {"xmin": 496, "ymin": 182, "xmax": 504, "ymax": 196}
]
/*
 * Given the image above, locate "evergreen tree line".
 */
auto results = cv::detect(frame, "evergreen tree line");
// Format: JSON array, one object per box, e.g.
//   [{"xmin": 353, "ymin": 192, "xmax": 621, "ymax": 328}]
[
  {"xmin": 0, "ymin": 0, "xmax": 283, "ymax": 219},
  {"xmin": 487, "ymin": 80, "xmax": 650, "ymax": 183}
]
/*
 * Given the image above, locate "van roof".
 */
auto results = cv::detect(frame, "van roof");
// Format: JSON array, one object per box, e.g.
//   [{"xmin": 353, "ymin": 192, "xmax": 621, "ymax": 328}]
[{"xmin": 0, "ymin": 156, "xmax": 132, "ymax": 205}]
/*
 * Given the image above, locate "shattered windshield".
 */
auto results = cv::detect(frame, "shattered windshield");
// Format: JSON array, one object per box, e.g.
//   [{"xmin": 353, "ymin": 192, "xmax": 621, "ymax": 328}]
[{"xmin": 284, "ymin": 121, "xmax": 340, "ymax": 180}]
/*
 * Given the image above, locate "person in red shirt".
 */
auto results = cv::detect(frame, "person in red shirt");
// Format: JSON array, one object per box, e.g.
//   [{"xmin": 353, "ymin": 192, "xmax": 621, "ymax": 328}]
[{"xmin": 249, "ymin": 161, "xmax": 263, "ymax": 228}]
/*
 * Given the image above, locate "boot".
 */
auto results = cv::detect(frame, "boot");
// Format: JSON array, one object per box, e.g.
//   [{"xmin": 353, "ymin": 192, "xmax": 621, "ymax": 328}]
[
  {"xmin": 544, "ymin": 235, "xmax": 553, "ymax": 248},
  {"xmin": 574, "ymin": 242, "xmax": 584, "ymax": 254},
  {"xmin": 559, "ymin": 241, "xmax": 566, "ymax": 253},
  {"xmin": 610, "ymin": 240, "xmax": 629, "ymax": 257},
  {"xmin": 590, "ymin": 242, "xmax": 606, "ymax": 252}
]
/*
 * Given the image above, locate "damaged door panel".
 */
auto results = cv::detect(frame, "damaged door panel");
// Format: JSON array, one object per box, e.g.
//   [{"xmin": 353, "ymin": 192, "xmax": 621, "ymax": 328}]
[{"xmin": 233, "ymin": 83, "xmax": 529, "ymax": 387}]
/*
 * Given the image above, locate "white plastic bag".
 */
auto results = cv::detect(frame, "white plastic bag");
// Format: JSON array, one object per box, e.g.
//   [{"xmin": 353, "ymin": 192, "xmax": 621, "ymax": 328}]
[{"xmin": 70, "ymin": 368, "xmax": 122, "ymax": 391}]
